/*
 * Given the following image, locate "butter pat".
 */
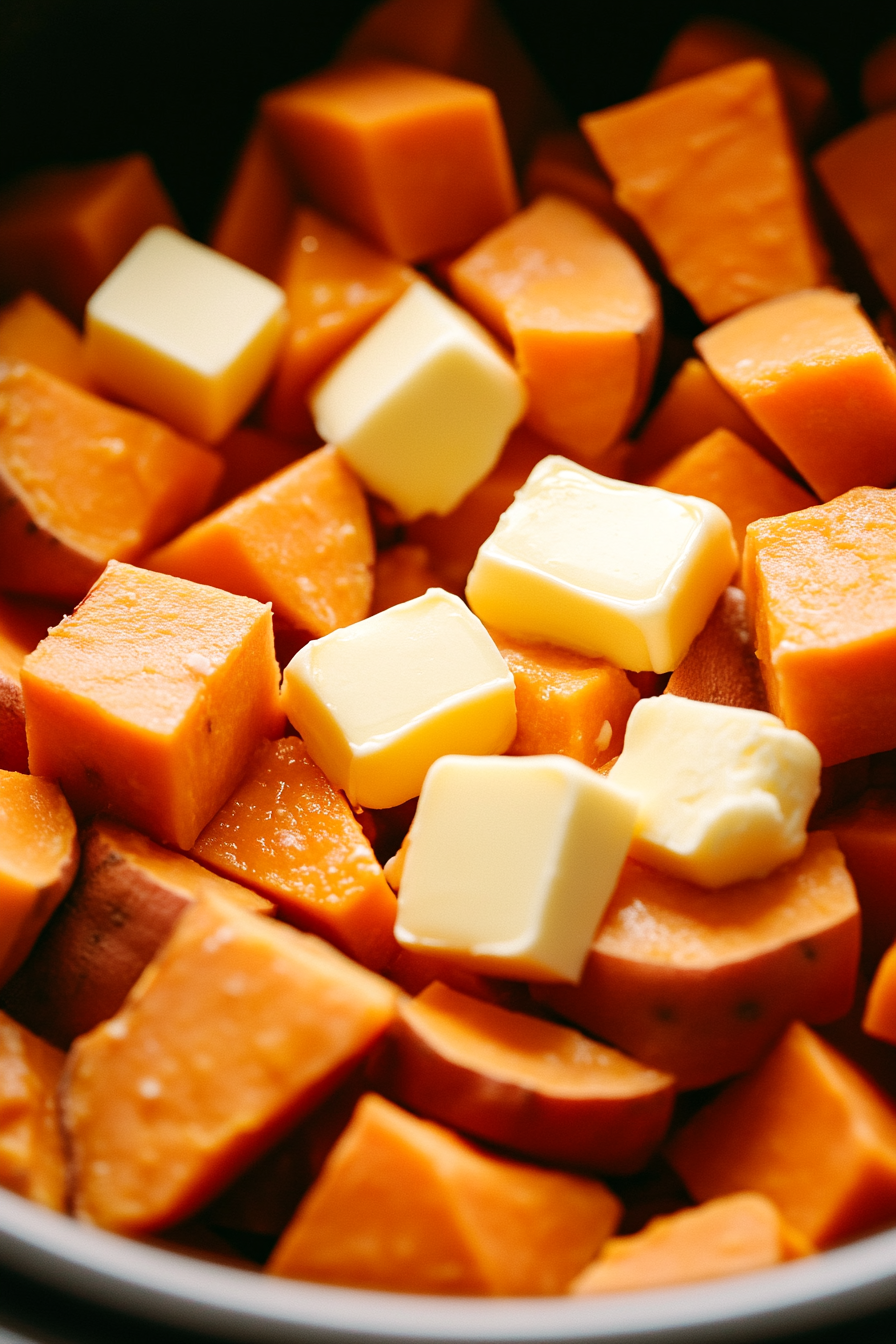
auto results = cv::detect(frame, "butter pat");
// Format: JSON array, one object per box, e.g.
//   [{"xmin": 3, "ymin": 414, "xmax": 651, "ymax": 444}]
[
  {"xmin": 609, "ymin": 696, "xmax": 821, "ymax": 889},
  {"xmin": 395, "ymin": 754, "xmax": 637, "ymax": 981},
  {"xmin": 281, "ymin": 588, "xmax": 516, "ymax": 808},
  {"xmin": 308, "ymin": 281, "xmax": 525, "ymax": 521},
  {"xmin": 466, "ymin": 456, "xmax": 737, "ymax": 672},
  {"xmin": 85, "ymin": 226, "xmax": 287, "ymax": 441}
]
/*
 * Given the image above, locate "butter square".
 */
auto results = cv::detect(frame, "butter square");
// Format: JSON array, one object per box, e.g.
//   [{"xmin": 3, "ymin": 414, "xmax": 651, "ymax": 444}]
[
  {"xmin": 609, "ymin": 695, "xmax": 821, "ymax": 888},
  {"xmin": 395, "ymin": 753, "xmax": 637, "ymax": 982},
  {"xmin": 281, "ymin": 588, "xmax": 516, "ymax": 808},
  {"xmin": 85, "ymin": 226, "xmax": 287, "ymax": 442},
  {"xmin": 466, "ymin": 456, "xmax": 737, "ymax": 672},
  {"xmin": 308, "ymin": 281, "xmax": 525, "ymax": 521}
]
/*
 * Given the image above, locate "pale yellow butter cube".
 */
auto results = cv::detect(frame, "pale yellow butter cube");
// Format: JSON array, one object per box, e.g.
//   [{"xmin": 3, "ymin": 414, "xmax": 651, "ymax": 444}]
[
  {"xmin": 395, "ymin": 753, "xmax": 637, "ymax": 981},
  {"xmin": 609, "ymin": 696, "xmax": 821, "ymax": 889},
  {"xmin": 466, "ymin": 456, "xmax": 737, "ymax": 672},
  {"xmin": 85, "ymin": 226, "xmax": 287, "ymax": 441},
  {"xmin": 308, "ymin": 281, "xmax": 525, "ymax": 521},
  {"xmin": 281, "ymin": 589, "xmax": 516, "ymax": 809}
]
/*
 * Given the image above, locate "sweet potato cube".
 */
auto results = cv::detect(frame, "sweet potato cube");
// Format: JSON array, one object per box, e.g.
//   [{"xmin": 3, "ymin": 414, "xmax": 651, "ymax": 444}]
[
  {"xmin": 0, "ymin": 595, "xmax": 65, "ymax": 773},
  {"xmin": 826, "ymin": 790, "xmax": 896, "ymax": 971},
  {"xmin": 697, "ymin": 289, "xmax": 896, "ymax": 502},
  {"xmin": 0, "ymin": 772, "xmax": 78, "ymax": 989},
  {"xmin": 743, "ymin": 488, "xmax": 896, "ymax": 765},
  {"xmin": 210, "ymin": 119, "xmax": 297, "ymax": 280},
  {"xmin": 0, "ymin": 818, "xmax": 272, "ymax": 1049},
  {"xmin": 489, "ymin": 628, "xmax": 638, "ymax": 769},
  {"xmin": 147, "ymin": 446, "xmax": 374, "ymax": 639},
  {"xmin": 664, "ymin": 587, "xmax": 768, "ymax": 713},
  {"xmin": 61, "ymin": 893, "xmax": 398, "ymax": 1234},
  {"xmin": 0, "ymin": 362, "xmax": 222, "ymax": 602},
  {"xmin": 649, "ymin": 429, "xmax": 816, "ymax": 555},
  {"xmin": 537, "ymin": 833, "xmax": 860, "ymax": 1089},
  {"xmin": 0, "ymin": 1011, "xmax": 66, "ymax": 1210},
  {"xmin": 814, "ymin": 111, "xmax": 896, "ymax": 313},
  {"xmin": 191, "ymin": 738, "xmax": 397, "ymax": 971},
  {"xmin": 263, "ymin": 206, "xmax": 414, "ymax": 438},
  {"xmin": 371, "ymin": 982, "xmax": 675, "ymax": 1173},
  {"xmin": 263, "ymin": 59, "xmax": 518, "ymax": 263},
  {"xmin": 267, "ymin": 1092, "xmax": 621, "ymax": 1294},
  {"xmin": 0, "ymin": 292, "xmax": 91, "ymax": 390},
  {"xmin": 571, "ymin": 1193, "xmax": 806, "ymax": 1294},
  {"xmin": 0, "ymin": 154, "xmax": 179, "ymax": 321},
  {"xmin": 581, "ymin": 61, "xmax": 828, "ymax": 323},
  {"xmin": 666, "ymin": 1022, "xmax": 896, "ymax": 1247},
  {"xmin": 21, "ymin": 561, "xmax": 284, "ymax": 850},
  {"xmin": 449, "ymin": 194, "xmax": 660, "ymax": 461}
]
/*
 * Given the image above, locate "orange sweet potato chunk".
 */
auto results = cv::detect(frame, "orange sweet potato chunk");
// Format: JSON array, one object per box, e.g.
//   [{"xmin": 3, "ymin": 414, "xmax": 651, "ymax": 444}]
[
  {"xmin": 697, "ymin": 289, "xmax": 896, "ymax": 503},
  {"xmin": 0, "ymin": 154, "xmax": 179, "ymax": 321},
  {"xmin": 571, "ymin": 1192, "xmax": 807, "ymax": 1294},
  {"xmin": 263, "ymin": 206, "xmax": 414, "ymax": 438},
  {"xmin": 61, "ymin": 892, "xmax": 398, "ymax": 1234},
  {"xmin": 0, "ymin": 817, "xmax": 272, "ymax": 1050},
  {"xmin": 814, "ymin": 111, "xmax": 896, "ymax": 313},
  {"xmin": 664, "ymin": 586, "xmax": 768, "ymax": 713},
  {"xmin": 0, "ymin": 771, "xmax": 78, "ymax": 990},
  {"xmin": 826, "ymin": 790, "xmax": 896, "ymax": 972},
  {"xmin": 0, "ymin": 292, "xmax": 91, "ymax": 390},
  {"xmin": 743, "ymin": 488, "xmax": 896, "ymax": 765},
  {"xmin": 0, "ymin": 362, "xmax": 222, "ymax": 602},
  {"xmin": 0, "ymin": 594, "xmax": 65, "ymax": 774},
  {"xmin": 147, "ymin": 446, "xmax": 373, "ymax": 639},
  {"xmin": 267, "ymin": 1092, "xmax": 621, "ymax": 1294},
  {"xmin": 862, "ymin": 35, "xmax": 896, "ymax": 113},
  {"xmin": 370, "ymin": 981, "xmax": 675, "ymax": 1174},
  {"xmin": 191, "ymin": 737, "xmax": 397, "ymax": 971},
  {"xmin": 536, "ymin": 833, "xmax": 860, "ymax": 1089},
  {"xmin": 21, "ymin": 561, "xmax": 284, "ymax": 850},
  {"xmin": 631, "ymin": 357, "xmax": 784, "ymax": 481},
  {"xmin": 666, "ymin": 1022, "xmax": 896, "ymax": 1247},
  {"xmin": 488, "ymin": 628, "xmax": 638, "ymax": 770},
  {"xmin": 449, "ymin": 194, "xmax": 660, "ymax": 460},
  {"xmin": 649, "ymin": 428, "xmax": 816, "ymax": 555},
  {"xmin": 649, "ymin": 18, "xmax": 833, "ymax": 145},
  {"xmin": 210, "ymin": 119, "xmax": 297, "ymax": 280},
  {"xmin": 581, "ymin": 61, "xmax": 828, "ymax": 323},
  {"xmin": 0, "ymin": 1011, "xmax": 66, "ymax": 1210},
  {"xmin": 263, "ymin": 59, "xmax": 518, "ymax": 263}
]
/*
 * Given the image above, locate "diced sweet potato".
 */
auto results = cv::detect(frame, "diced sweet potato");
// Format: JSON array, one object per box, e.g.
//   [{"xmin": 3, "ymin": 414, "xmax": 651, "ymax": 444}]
[
  {"xmin": 370, "ymin": 981, "xmax": 675, "ymax": 1173},
  {"xmin": 0, "ymin": 772, "xmax": 78, "ymax": 989},
  {"xmin": 536, "ymin": 833, "xmax": 860, "ymax": 1089},
  {"xmin": 743, "ymin": 488, "xmax": 896, "ymax": 765},
  {"xmin": 210, "ymin": 120, "xmax": 297, "ymax": 280},
  {"xmin": 826, "ymin": 791, "xmax": 896, "ymax": 972},
  {"xmin": 191, "ymin": 738, "xmax": 397, "ymax": 971},
  {"xmin": 664, "ymin": 587, "xmax": 768, "ymax": 713},
  {"xmin": 22, "ymin": 561, "xmax": 284, "ymax": 850},
  {"xmin": 0, "ymin": 1010, "xmax": 66, "ymax": 1210},
  {"xmin": 581, "ymin": 61, "xmax": 828, "ymax": 323},
  {"xmin": 814, "ymin": 111, "xmax": 896, "ymax": 313},
  {"xmin": 571, "ymin": 1192, "xmax": 808, "ymax": 1294},
  {"xmin": 62, "ymin": 893, "xmax": 398, "ymax": 1234},
  {"xmin": 0, "ymin": 817, "xmax": 272, "ymax": 1049},
  {"xmin": 147, "ymin": 446, "xmax": 373, "ymax": 639},
  {"xmin": 0, "ymin": 362, "xmax": 222, "ymax": 602},
  {"xmin": 267, "ymin": 1092, "xmax": 621, "ymax": 1294},
  {"xmin": 488, "ymin": 628, "xmax": 638, "ymax": 769},
  {"xmin": 0, "ymin": 292, "xmax": 91, "ymax": 389},
  {"xmin": 666, "ymin": 1022, "xmax": 896, "ymax": 1247},
  {"xmin": 448, "ymin": 194, "xmax": 660, "ymax": 460}
]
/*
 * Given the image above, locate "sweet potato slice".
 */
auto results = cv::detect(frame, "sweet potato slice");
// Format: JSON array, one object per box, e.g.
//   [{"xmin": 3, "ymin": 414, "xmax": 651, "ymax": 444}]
[
  {"xmin": 571, "ymin": 1192, "xmax": 808, "ymax": 1294},
  {"xmin": 267, "ymin": 1092, "xmax": 621, "ymax": 1294},
  {"xmin": 0, "ymin": 292, "xmax": 91, "ymax": 390},
  {"xmin": 0, "ymin": 818, "xmax": 272, "ymax": 1049},
  {"xmin": 666, "ymin": 1022, "xmax": 896, "ymax": 1247},
  {"xmin": 210, "ymin": 119, "xmax": 297, "ymax": 280},
  {"xmin": 62, "ymin": 893, "xmax": 398, "ymax": 1234},
  {"xmin": 536, "ymin": 833, "xmax": 859, "ymax": 1089},
  {"xmin": 664, "ymin": 587, "xmax": 768, "ymax": 713},
  {"xmin": 370, "ymin": 981, "xmax": 675, "ymax": 1173},
  {"xmin": 814, "ymin": 110, "xmax": 896, "ymax": 313},
  {"xmin": 0, "ymin": 1011, "xmax": 66, "ymax": 1210},
  {"xmin": 147, "ymin": 446, "xmax": 374, "ymax": 639},
  {"xmin": 0, "ymin": 772, "xmax": 78, "ymax": 990},
  {"xmin": 191, "ymin": 738, "xmax": 397, "ymax": 971}
]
